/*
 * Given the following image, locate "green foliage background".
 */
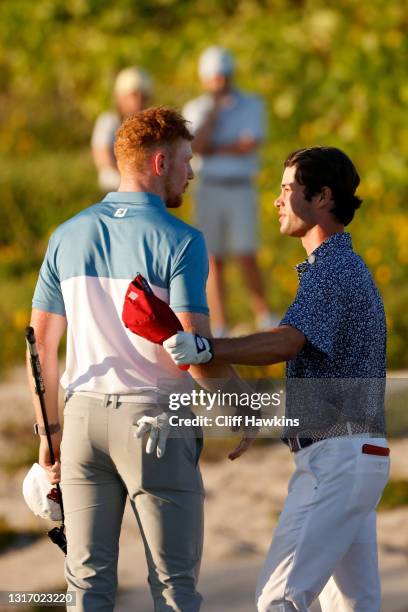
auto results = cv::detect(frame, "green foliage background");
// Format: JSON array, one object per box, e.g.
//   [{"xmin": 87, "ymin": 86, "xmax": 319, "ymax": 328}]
[{"xmin": 1, "ymin": 0, "xmax": 407, "ymax": 371}]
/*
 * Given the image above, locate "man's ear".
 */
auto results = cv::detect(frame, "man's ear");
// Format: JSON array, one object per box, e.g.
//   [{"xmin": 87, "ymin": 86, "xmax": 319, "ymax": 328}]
[
  {"xmin": 152, "ymin": 151, "xmax": 166, "ymax": 176},
  {"xmin": 317, "ymin": 186, "xmax": 333, "ymax": 209}
]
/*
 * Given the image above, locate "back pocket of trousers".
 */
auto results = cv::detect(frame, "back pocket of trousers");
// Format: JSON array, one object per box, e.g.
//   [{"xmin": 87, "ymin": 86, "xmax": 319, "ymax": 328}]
[{"xmin": 347, "ymin": 453, "xmax": 390, "ymax": 514}]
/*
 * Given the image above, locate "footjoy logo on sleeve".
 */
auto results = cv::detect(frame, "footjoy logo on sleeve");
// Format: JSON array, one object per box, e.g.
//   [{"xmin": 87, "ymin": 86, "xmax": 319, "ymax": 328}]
[{"xmin": 114, "ymin": 208, "xmax": 128, "ymax": 218}]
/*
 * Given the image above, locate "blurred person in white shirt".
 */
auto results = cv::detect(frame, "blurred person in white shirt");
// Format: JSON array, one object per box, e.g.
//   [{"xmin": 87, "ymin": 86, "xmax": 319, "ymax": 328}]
[{"xmin": 91, "ymin": 66, "xmax": 153, "ymax": 191}]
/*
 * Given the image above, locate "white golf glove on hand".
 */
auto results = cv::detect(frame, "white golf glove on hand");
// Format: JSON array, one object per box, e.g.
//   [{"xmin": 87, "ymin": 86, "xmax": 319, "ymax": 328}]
[
  {"xmin": 136, "ymin": 412, "xmax": 170, "ymax": 458},
  {"xmin": 163, "ymin": 332, "xmax": 213, "ymax": 366}
]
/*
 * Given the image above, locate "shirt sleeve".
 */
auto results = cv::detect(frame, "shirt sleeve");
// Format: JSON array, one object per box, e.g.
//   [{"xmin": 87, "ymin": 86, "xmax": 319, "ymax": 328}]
[
  {"xmin": 91, "ymin": 112, "xmax": 119, "ymax": 148},
  {"xmin": 280, "ymin": 269, "xmax": 344, "ymax": 358},
  {"xmin": 32, "ymin": 234, "xmax": 66, "ymax": 316},
  {"xmin": 169, "ymin": 231, "xmax": 209, "ymax": 315}
]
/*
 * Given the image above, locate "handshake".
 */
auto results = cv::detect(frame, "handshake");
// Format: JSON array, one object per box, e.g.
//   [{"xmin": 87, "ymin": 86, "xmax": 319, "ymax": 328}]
[{"xmin": 163, "ymin": 332, "xmax": 213, "ymax": 366}]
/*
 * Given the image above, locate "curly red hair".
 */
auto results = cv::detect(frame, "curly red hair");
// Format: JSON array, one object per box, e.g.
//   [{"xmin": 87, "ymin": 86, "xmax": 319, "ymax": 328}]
[{"xmin": 114, "ymin": 106, "xmax": 193, "ymax": 171}]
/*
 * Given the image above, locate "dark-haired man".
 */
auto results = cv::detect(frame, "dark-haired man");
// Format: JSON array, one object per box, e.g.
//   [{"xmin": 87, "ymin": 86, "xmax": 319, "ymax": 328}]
[
  {"xmin": 164, "ymin": 147, "xmax": 390, "ymax": 612},
  {"xmin": 28, "ymin": 107, "xmax": 238, "ymax": 612}
]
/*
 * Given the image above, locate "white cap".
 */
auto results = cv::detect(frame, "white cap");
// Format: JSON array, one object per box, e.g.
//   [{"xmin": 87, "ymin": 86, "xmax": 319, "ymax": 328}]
[
  {"xmin": 198, "ymin": 46, "xmax": 235, "ymax": 80},
  {"xmin": 22, "ymin": 463, "xmax": 62, "ymax": 522},
  {"xmin": 114, "ymin": 66, "xmax": 153, "ymax": 97}
]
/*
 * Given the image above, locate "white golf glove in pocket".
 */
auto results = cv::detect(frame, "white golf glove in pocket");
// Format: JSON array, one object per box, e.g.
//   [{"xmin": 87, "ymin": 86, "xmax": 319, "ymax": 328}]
[
  {"xmin": 163, "ymin": 332, "xmax": 213, "ymax": 366},
  {"xmin": 135, "ymin": 412, "xmax": 170, "ymax": 458}
]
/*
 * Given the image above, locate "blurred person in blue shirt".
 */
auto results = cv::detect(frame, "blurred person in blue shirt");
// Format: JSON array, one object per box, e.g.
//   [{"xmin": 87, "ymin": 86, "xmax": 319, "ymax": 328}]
[{"xmin": 183, "ymin": 46, "xmax": 277, "ymax": 337}]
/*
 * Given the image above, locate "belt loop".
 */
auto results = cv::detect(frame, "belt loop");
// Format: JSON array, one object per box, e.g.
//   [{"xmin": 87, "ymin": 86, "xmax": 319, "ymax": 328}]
[
  {"xmin": 346, "ymin": 422, "xmax": 353, "ymax": 436},
  {"xmin": 112, "ymin": 395, "xmax": 119, "ymax": 410},
  {"xmin": 103, "ymin": 395, "xmax": 110, "ymax": 408}
]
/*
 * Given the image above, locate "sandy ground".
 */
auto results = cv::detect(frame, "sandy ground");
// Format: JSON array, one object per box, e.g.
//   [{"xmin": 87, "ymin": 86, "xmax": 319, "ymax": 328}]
[{"xmin": 0, "ymin": 367, "xmax": 407, "ymax": 611}]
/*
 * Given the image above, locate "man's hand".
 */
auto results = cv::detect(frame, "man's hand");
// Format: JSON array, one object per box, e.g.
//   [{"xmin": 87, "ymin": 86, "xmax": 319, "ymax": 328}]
[
  {"xmin": 228, "ymin": 436, "xmax": 254, "ymax": 461},
  {"xmin": 136, "ymin": 412, "xmax": 170, "ymax": 458},
  {"xmin": 39, "ymin": 431, "xmax": 62, "ymax": 485},
  {"xmin": 163, "ymin": 332, "xmax": 213, "ymax": 366}
]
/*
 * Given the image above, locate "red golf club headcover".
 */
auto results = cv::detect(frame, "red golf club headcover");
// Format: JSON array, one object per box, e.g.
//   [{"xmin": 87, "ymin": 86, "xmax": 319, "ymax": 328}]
[{"xmin": 122, "ymin": 274, "xmax": 189, "ymax": 370}]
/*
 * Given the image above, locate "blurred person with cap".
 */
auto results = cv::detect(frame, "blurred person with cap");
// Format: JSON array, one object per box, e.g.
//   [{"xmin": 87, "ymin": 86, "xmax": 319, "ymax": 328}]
[
  {"xmin": 183, "ymin": 46, "xmax": 277, "ymax": 337},
  {"xmin": 91, "ymin": 66, "xmax": 153, "ymax": 191}
]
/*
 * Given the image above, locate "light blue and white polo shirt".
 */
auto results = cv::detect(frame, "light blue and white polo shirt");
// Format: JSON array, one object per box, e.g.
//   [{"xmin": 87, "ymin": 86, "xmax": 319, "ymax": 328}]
[{"xmin": 32, "ymin": 192, "xmax": 209, "ymax": 395}]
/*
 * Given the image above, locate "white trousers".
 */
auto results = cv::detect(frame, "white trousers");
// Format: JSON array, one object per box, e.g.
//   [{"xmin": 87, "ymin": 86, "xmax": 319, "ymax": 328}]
[{"xmin": 256, "ymin": 436, "xmax": 390, "ymax": 612}]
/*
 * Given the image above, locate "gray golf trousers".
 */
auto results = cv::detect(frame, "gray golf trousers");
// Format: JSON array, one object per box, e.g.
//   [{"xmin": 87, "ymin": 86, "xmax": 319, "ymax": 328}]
[{"xmin": 60, "ymin": 393, "xmax": 204, "ymax": 612}]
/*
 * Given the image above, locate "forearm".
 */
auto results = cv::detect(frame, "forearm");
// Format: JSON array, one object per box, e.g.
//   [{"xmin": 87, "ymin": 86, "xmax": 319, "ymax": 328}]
[
  {"xmin": 212, "ymin": 139, "xmax": 260, "ymax": 156},
  {"xmin": 27, "ymin": 310, "xmax": 67, "ymax": 427},
  {"xmin": 92, "ymin": 146, "xmax": 117, "ymax": 171},
  {"xmin": 92, "ymin": 148, "xmax": 119, "ymax": 190},
  {"xmin": 26, "ymin": 347, "xmax": 60, "ymax": 426},
  {"xmin": 188, "ymin": 361, "xmax": 239, "ymax": 392},
  {"xmin": 192, "ymin": 109, "xmax": 219, "ymax": 155},
  {"xmin": 181, "ymin": 317, "xmax": 238, "ymax": 386},
  {"xmin": 211, "ymin": 326, "xmax": 305, "ymax": 365},
  {"xmin": 176, "ymin": 311, "xmax": 239, "ymax": 389}
]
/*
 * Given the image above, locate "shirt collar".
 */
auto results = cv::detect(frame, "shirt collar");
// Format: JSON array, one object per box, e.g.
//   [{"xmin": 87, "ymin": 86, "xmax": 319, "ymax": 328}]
[
  {"xmin": 102, "ymin": 191, "xmax": 165, "ymax": 209},
  {"xmin": 295, "ymin": 232, "xmax": 352, "ymax": 278}
]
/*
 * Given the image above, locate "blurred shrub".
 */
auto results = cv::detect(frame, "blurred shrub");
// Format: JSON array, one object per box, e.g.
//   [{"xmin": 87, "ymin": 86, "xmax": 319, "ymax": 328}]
[
  {"xmin": 0, "ymin": 514, "xmax": 20, "ymax": 552},
  {"xmin": 1, "ymin": 434, "xmax": 38, "ymax": 474},
  {"xmin": 0, "ymin": 151, "xmax": 99, "ymax": 369},
  {"xmin": 0, "ymin": 514, "xmax": 42, "ymax": 552},
  {"xmin": 379, "ymin": 479, "xmax": 408, "ymax": 510},
  {"xmin": 0, "ymin": 151, "xmax": 99, "ymax": 254},
  {"xmin": 385, "ymin": 385, "xmax": 408, "ymax": 437}
]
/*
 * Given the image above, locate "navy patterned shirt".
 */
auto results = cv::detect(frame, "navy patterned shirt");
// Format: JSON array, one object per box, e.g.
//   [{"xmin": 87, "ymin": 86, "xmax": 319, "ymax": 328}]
[{"xmin": 280, "ymin": 232, "xmax": 387, "ymax": 437}]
